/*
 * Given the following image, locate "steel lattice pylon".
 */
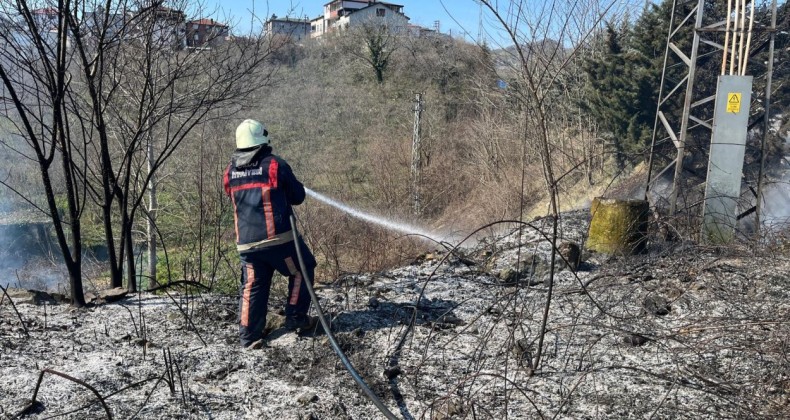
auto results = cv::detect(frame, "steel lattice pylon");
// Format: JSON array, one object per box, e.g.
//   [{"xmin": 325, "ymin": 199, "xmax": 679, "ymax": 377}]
[{"xmin": 644, "ymin": 0, "xmax": 779, "ymax": 234}]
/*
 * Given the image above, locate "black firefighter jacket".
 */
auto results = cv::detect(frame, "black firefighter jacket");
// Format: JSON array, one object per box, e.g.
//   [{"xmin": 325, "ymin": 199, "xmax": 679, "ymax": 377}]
[{"xmin": 223, "ymin": 146, "xmax": 306, "ymax": 253}]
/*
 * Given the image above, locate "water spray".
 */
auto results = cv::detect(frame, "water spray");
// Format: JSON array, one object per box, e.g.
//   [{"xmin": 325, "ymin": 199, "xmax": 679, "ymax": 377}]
[{"xmin": 305, "ymin": 187, "xmax": 447, "ymax": 244}]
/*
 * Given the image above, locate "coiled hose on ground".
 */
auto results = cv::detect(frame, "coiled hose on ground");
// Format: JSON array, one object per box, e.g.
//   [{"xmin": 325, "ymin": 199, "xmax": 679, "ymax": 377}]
[{"xmin": 289, "ymin": 215, "xmax": 399, "ymax": 420}]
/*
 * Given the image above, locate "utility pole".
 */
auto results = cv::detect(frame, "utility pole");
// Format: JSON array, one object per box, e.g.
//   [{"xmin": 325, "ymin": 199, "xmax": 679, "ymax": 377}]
[
  {"xmin": 477, "ymin": 0, "xmax": 484, "ymax": 45},
  {"xmin": 411, "ymin": 92, "xmax": 424, "ymax": 216}
]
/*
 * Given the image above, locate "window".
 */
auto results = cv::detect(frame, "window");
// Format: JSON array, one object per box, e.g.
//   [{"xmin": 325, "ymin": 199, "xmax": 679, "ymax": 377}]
[{"xmin": 376, "ymin": 8, "xmax": 386, "ymax": 17}]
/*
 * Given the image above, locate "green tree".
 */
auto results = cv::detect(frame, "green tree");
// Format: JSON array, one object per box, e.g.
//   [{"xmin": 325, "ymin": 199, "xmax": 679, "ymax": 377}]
[
  {"xmin": 581, "ymin": 0, "xmax": 698, "ymax": 169},
  {"xmin": 582, "ymin": 23, "xmax": 652, "ymax": 167}
]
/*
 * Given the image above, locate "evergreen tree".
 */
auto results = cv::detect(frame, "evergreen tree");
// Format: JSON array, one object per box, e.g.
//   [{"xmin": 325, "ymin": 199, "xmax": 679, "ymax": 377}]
[
  {"xmin": 581, "ymin": 0, "xmax": 683, "ymax": 168},
  {"xmin": 582, "ymin": 23, "xmax": 652, "ymax": 168}
]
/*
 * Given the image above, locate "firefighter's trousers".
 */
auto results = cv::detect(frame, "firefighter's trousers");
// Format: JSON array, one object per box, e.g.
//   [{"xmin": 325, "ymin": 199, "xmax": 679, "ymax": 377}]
[{"xmin": 237, "ymin": 238, "xmax": 316, "ymax": 347}]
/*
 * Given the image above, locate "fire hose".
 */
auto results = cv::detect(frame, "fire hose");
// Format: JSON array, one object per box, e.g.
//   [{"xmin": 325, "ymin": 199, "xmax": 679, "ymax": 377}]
[{"xmin": 289, "ymin": 215, "xmax": 399, "ymax": 420}]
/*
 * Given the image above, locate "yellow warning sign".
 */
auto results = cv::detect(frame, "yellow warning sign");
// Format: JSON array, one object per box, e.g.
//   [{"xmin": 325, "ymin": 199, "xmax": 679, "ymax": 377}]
[{"xmin": 726, "ymin": 93, "xmax": 741, "ymax": 113}]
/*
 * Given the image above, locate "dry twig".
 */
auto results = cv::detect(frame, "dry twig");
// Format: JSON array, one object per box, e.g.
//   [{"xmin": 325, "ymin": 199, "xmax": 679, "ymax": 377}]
[
  {"xmin": 18, "ymin": 369, "xmax": 113, "ymax": 419},
  {"xmin": 0, "ymin": 284, "xmax": 29, "ymax": 337}
]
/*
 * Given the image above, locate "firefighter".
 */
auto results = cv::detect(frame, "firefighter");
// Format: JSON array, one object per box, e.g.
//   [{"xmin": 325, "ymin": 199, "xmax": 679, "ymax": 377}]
[{"xmin": 223, "ymin": 119, "xmax": 317, "ymax": 348}]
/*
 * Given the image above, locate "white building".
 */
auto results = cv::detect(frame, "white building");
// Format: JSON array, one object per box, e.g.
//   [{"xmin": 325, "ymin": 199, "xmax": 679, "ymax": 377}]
[
  {"xmin": 311, "ymin": 1, "xmax": 408, "ymax": 38},
  {"xmin": 265, "ymin": 16, "xmax": 311, "ymax": 41},
  {"xmin": 309, "ymin": 15, "xmax": 326, "ymax": 38},
  {"xmin": 336, "ymin": 2, "xmax": 409, "ymax": 32},
  {"xmin": 83, "ymin": 7, "xmax": 129, "ymax": 45},
  {"xmin": 149, "ymin": 6, "xmax": 186, "ymax": 50}
]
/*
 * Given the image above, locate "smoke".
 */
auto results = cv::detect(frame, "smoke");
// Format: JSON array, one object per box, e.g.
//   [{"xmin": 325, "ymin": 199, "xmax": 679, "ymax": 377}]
[
  {"xmin": 646, "ymin": 177, "xmax": 673, "ymax": 209},
  {"xmin": 760, "ymin": 181, "xmax": 790, "ymax": 231},
  {"xmin": 305, "ymin": 188, "xmax": 450, "ymax": 244},
  {"xmin": 759, "ymin": 121, "xmax": 790, "ymax": 233},
  {"xmin": 759, "ymin": 156, "xmax": 790, "ymax": 233},
  {"xmin": 0, "ymin": 221, "xmax": 67, "ymax": 291}
]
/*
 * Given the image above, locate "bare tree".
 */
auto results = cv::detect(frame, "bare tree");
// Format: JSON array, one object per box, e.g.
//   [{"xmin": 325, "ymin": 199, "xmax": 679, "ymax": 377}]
[
  {"xmin": 0, "ymin": 0, "xmax": 283, "ymax": 302},
  {"xmin": 71, "ymin": 0, "xmax": 282, "ymax": 292},
  {"xmin": 0, "ymin": 0, "xmax": 87, "ymax": 305},
  {"xmin": 478, "ymin": 0, "xmax": 620, "ymax": 372},
  {"xmin": 340, "ymin": 19, "xmax": 401, "ymax": 84}
]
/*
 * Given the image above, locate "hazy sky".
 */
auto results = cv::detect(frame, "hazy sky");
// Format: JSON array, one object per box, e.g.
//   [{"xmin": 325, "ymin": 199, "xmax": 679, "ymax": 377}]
[{"xmin": 209, "ymin": 0, "xmax": 485, "ymax": 41}]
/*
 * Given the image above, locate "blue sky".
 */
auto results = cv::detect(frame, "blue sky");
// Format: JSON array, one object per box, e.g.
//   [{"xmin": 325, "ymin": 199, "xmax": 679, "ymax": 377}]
[{"xmin": 209, "ymin": 0, "xmax": 484, "ymax": 41}]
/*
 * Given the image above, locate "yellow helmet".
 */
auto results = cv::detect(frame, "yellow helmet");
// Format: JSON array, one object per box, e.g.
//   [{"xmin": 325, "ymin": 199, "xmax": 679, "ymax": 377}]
[{"xmin": 235, "ymin": 119, "xmax": 269, "ymax": 149}]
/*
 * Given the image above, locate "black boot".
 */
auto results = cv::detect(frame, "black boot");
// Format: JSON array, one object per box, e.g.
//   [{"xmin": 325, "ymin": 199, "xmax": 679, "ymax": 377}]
[{"xmin": 285, "ymin": 314, "xmax": 318, "ymax": 332}]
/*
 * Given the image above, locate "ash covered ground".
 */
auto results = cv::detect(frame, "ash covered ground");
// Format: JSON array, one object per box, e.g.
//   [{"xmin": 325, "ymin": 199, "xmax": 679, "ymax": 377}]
[{"xmin": 2, "ymin": 211, "xmax": 790, "ymax": 419}]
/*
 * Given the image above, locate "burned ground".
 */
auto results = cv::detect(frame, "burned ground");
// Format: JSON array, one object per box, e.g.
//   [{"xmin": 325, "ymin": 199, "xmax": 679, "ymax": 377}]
[{"xmin": 1, "ymin": 213, "xmax": 790, "ymax": 419}]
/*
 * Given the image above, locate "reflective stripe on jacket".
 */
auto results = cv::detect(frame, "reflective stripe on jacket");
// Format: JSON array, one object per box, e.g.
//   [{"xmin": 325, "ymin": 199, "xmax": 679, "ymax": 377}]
[{"xmin": 223, "ymin": 147, "xmax": 305, "ymax": 253}]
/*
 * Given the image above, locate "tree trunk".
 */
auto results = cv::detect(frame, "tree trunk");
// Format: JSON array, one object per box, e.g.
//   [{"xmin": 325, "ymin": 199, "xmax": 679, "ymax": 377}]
[
  {"xmin": 40, "ymin": 166, "xmax": 85, "ymax": 307},
  {"xmin": 147, "ymin": 138, "xmax": 158, "ymax": 289},
  {"xmin": 124, "ymin": 215, "xmax": 137, "ymax": 293},
  {"xmin": 587, "ymin": 198, "xmax": 650, "ymax": 255},
  {"xmin": 103, "ymin": 203, "xmax": 122, "ymax": 288},
  {"xmin": 66, "ymin": 262, "xmax": 85, "ymax": 306},
  {"xmin": 55, "ymin": 0, "xmax": 85, "ymax": 307}
]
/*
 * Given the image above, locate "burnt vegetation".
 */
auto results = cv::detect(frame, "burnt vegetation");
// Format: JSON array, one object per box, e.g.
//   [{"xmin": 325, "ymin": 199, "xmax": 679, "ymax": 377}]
[{"xmin": 1, "ymin": 0, "xmax": 790, "ymax": 418}]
